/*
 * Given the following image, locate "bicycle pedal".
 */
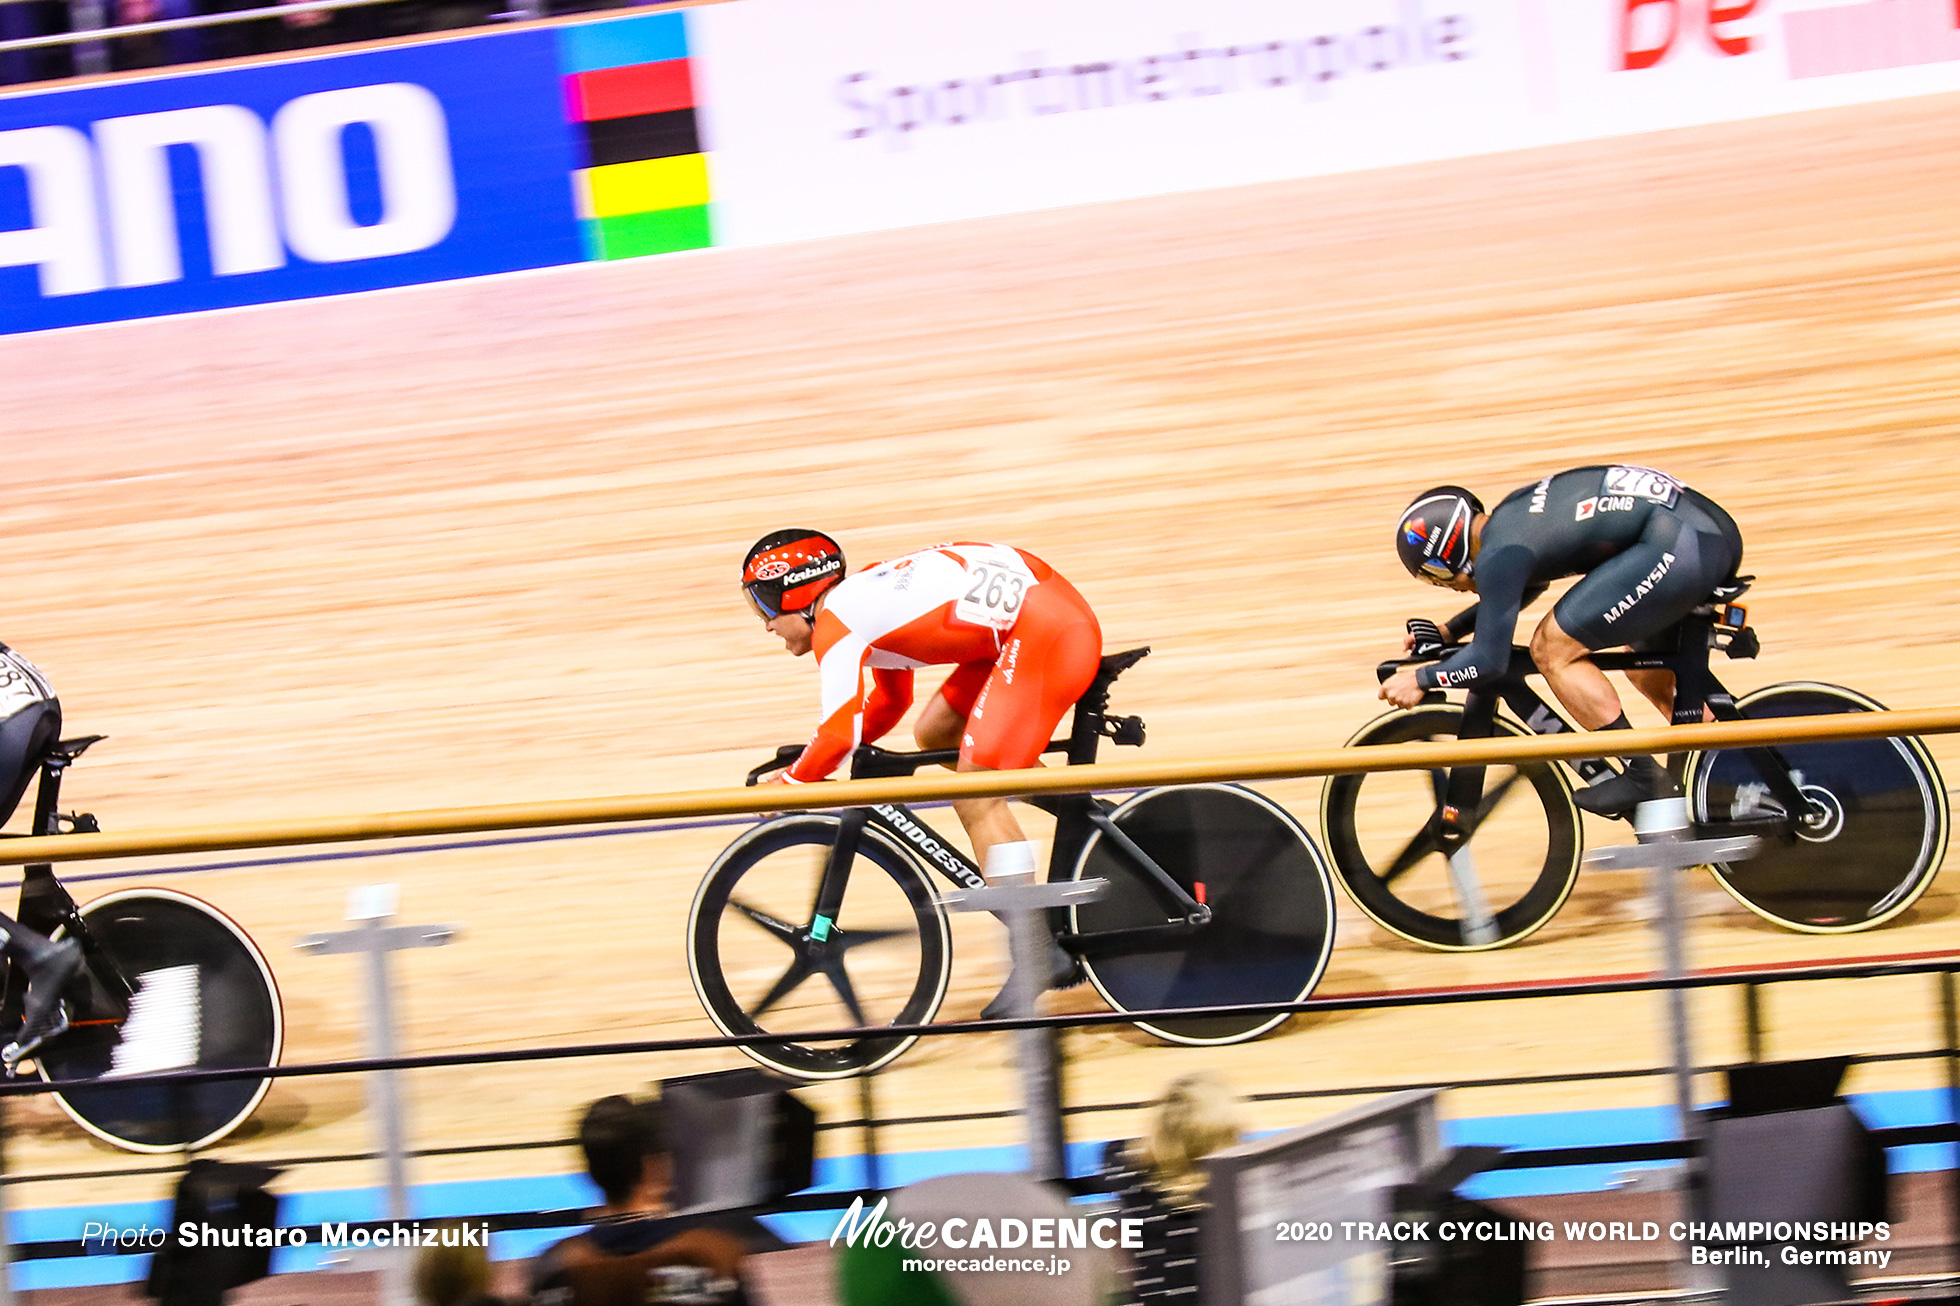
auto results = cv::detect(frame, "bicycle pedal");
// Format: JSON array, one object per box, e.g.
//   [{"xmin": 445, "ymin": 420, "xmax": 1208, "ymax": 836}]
[{"xmin": 2, "ymin": 1009, "xmax": 68, "ymax": 1071}]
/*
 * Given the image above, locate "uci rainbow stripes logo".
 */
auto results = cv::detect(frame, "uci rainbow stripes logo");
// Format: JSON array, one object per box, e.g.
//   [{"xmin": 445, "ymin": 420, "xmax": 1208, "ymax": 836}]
[{"xmin": 557, "ymin": 13, "xmax": 714, "ymax": 260}]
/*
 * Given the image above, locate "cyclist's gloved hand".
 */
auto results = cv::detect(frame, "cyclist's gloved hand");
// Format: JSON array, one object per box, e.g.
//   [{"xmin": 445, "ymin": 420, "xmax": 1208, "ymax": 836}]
[
  {"xmin": 1405, "ymin": 617, "xmax": 1447, "ymax": 658},
  {"xmin": 746, "ymin": 744, "xmax": 807, "ymax": 786}
]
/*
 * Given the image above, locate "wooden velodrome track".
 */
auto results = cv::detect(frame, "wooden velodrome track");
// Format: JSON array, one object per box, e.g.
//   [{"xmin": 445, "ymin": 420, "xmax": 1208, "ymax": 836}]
[{"xmin": 4, "ymin": 85, "xmax": 1960, "ymax": 1215}]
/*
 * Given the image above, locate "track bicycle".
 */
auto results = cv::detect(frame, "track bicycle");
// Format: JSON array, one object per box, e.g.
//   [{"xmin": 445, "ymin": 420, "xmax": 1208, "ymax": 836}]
[
  {"xmin": 687, "ymin": 648, "xmax": 1337, "ymax": 1079},
  {"xmin": 1, "ymin": 735, "xmax": 283, "ymax": 1151},
  {"xmin": 1321, "ymin": 580, "xmax": 1948, "ymax": 950}
]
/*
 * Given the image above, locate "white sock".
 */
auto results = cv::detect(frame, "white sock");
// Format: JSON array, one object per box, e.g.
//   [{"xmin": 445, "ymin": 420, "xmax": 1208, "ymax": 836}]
[{"xmin": 984, "ymin": 841, "xmax": 1036, "ymax": 882}]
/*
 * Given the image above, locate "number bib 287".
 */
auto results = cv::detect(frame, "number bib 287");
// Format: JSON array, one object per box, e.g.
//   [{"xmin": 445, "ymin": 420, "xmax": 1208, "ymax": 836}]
[
  {"xmin": 953, "ymin": 547, "xmax": 1038, "ymax": 632},
  {"xmin": 0, "ymin": 647, "xmax": 54, "ymax": 720},
  {"xmin": 1602, "ymin": 465, "xmax": 1682, "ymax": 508}
]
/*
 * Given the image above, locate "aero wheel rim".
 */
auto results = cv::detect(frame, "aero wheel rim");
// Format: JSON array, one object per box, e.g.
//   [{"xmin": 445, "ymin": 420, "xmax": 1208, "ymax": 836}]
[
  {"xmin": 45, "ymin": 888, "xmax": 282, "ymax": 1153},
  {"xmin": 1323, "ymin": 707, "xmax": 1578, "ymax": 951},
  {"xmin": 1073, "ymin": 784, "xmax": 1333, "ymax": 1045},
  {"xmin": 689, "ymin": 819, "xmax": 948, "ymax": 1079},
  {"xmin": 1691, "ymin": 684, "xmax": 1944, "ymax": 931}
]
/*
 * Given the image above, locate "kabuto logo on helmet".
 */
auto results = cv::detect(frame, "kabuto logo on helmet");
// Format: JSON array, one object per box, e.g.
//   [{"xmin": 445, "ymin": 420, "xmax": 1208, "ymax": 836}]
[
  {"xmin": 743, "ymin": 529, "xmax": 847, "ymax": 619},
  {"xmin": 783, "ymin": 562, "xmax": 839, "ymax": 585}
]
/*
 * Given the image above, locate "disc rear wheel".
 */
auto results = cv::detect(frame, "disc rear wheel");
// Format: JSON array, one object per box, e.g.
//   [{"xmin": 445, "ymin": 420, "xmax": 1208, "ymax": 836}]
[
  {"xmin": 1687, "ymin": 683, "xmax": 1948, "ymax": 932},
  {"xmin": 1069, "ymin": 784, "xmax": 1334, "ymax": 1045},
  {"xmin": 44, "ymin": 888, "xmax": 282, "ymax": 1153}
]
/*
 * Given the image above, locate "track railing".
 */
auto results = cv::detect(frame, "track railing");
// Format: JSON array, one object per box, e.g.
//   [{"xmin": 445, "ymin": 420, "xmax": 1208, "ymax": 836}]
[
  {"xmin": 7, "ymin": 705, "xmax": 1960, "ymax": 864},
  {"xmin": 2, "ymin": 705, "xmax": 1958, "ymax": 1281}
]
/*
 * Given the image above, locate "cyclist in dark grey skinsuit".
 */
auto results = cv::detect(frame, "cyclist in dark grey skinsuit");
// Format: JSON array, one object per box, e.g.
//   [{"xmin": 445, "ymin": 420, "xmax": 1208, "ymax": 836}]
[
  {"xmin": 1382, "ymin": 466, "xmax": 1744, "ymax": 818},
  {"xmin": 0, "ymin": 645, "xmax": 83, "ymax": 1065}
]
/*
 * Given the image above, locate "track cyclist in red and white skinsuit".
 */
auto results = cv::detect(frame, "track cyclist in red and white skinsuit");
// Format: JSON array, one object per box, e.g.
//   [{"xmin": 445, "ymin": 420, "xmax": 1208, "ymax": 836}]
[{"xmin": 740, "ymin": 529, "xmax": 1103, "ymax": 1015}]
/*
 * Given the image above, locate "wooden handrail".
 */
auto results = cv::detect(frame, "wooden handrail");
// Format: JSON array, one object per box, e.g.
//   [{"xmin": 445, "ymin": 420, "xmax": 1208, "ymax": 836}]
[{"xmin": 5, "ymin": 704, "xmax": 1958, "ymax": 865}]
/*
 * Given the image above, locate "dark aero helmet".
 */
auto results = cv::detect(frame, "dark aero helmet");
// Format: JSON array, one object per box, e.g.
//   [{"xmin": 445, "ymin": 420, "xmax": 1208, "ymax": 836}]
[
  {"xmin": 1397, "ymin": 487, "xmax": 1483, "ymax": 586},
  {"xmin": 742, "ymin": 529, "xmax": 845, "ymax": 619}
]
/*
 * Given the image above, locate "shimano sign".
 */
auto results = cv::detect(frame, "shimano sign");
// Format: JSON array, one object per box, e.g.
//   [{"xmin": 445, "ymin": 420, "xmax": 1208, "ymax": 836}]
[
  {"xmin": 0, "ymin": 30, "xmax": 586, "ymax": 334},
  {"xmin": 2, "ymin": 85, "xmax": 456, "ymax": 296}
]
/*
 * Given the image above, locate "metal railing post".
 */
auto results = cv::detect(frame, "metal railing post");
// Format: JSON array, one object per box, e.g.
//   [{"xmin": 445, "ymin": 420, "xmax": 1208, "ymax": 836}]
[
  {"xmin": 940, "ymin": 872, "xmax": 1106, "ymax": 1181},
  {"xmin": 1586, "ymin": 798, "xmax": 1758, "ymax": 1294},
  {"xmin": 1742, "ymin": 983, "xmax": 1764, "ymax": 1062},
  {"xmin": 856, "ymin": 1073, "xmax": 881, "ymax": 1193},
  {"xmin": 1940, "ymin": 969, "xmax": 1960, "ymax": 1262},
  {"xmin": 0, "ymin": 1099, "xmax": 14, "ymax": 1306},
  {"xmin": 296, "ymin": 885, "xmax": 457, "ymax": 1306}
]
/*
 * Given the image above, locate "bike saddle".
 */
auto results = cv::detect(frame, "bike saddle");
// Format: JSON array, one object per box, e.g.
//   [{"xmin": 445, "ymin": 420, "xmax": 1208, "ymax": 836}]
[
  {"xmin": 1710, "ymin": 575, "xmax": 1753, "ymax": 602},
  {"xmin": 45, "ymin": 736, "xmax": 106, "ymax": 766},
  {"xmin": 1096, "ymin": 647, "xmax": 1151, "ymax": 680}
]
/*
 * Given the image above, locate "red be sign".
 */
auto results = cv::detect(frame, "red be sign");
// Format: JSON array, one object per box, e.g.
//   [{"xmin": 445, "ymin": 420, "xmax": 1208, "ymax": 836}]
[{"xmin": 1620, "ymin": 0, "xmax": 1759, "ymax": 69}]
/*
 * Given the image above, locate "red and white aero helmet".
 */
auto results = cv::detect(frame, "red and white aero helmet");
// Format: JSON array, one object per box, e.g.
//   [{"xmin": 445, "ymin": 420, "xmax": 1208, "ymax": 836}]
[
  {"xmin": 1397, "ymin": 486, "xmax": 1483, "ymax": 587},
  {"xmin": 742, "ymin": 530, "xmax": 845, "ymax": 618}
]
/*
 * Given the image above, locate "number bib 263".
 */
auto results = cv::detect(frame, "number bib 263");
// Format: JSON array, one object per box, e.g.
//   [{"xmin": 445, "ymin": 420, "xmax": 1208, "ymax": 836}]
[
  {"xmin": 954, "ymin": 547, "xmax": 1038, "ymax": 632},
  {"xmin": 1602, "ymin": 465, "xmax": 1682, "ymax": 508}
]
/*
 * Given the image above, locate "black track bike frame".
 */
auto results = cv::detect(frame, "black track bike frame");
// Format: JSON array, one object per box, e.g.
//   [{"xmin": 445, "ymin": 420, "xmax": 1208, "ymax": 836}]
[
  {"xmin": 1389, "ymin": 606, "xmax": 1819, "ymax": 850},
  {"xmin": 759, "ymin": 649, "xmax": 1213, "ymax": 960},
  {"xmin": 0, "ymin": 737, "xmax": 133, "ymax": 1039}
]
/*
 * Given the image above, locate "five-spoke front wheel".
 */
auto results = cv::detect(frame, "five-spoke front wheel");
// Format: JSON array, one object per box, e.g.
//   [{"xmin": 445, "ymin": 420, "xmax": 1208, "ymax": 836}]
[{"xmin": 687, "ymin": 815, "xmax": 951, "ymax": 1079}]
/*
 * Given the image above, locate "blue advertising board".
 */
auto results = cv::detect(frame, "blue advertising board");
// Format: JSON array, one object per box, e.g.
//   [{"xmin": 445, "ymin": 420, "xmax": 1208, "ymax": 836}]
[{"xmin": 0, "ymin": 28, "xmax": 589, "ymax": 334}]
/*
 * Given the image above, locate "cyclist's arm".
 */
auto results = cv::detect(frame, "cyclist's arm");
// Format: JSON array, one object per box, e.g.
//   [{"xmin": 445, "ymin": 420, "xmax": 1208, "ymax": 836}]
[
  {"xmin": 783, "ymin": 633, "xmax": 873, "ymax": 783},
  {"xmin": 1416, "ymin": 546, "xmax": 1534, "ymax": 691},
  {"xmin": 1441, "ymin": 603, "xmax": 1479, "ymax": 643},
  {"xmin": 860, "ymin": 668, "xmax": 914, "ymax": 744},
  {"xmin": 1440, "ymin": 583, "xmax": 1545, "ymax": 642}
]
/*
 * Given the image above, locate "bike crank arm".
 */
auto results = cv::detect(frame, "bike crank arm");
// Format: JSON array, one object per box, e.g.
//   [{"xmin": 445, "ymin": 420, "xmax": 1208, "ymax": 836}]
[
  {"xmin": 1444, "ymin": 846, "xmax": 1500, "ymax": 947},
  {"xmin": 1383, "ymin": 769, "xmax": 1529, "ymax": 885},
  {"xmin": 1737, "ymin": 745, "xmax": 1828, "ymax": 829}
]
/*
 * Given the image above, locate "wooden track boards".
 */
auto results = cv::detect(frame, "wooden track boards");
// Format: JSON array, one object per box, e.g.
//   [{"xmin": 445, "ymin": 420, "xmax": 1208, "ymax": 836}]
[{"xmin": 3, "ymin": 89, "xmax": 1960, "ymax": 1205}]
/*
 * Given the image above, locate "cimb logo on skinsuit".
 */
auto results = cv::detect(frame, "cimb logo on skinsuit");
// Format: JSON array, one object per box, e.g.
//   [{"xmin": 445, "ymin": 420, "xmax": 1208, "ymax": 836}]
[{"xmin": 0, "ymin": 83, "xmax": 456, "ymax": 298}]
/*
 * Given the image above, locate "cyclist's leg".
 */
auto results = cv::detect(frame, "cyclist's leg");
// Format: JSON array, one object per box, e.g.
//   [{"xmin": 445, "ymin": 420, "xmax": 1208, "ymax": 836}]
[
  {"xmin": 1548, "ymin": 511, "xmax": 1741, "ymax": 817},
  {"xmin": 1625, "ymin": 666, "xmax": 1690, "ymax": 721},
  {"xmin": 914, "ymin": 662, "xmax": 1032, "ymax": 870},
  {"xmin": 1529, "ymin": 614, "xmax": 1623, "ymax": 730},
  {"xmin": 913, "ymin": 662, "xmax": 991, "ymax": 752},
  {"xmin": 954, "ymin": 574, "xmax": 1102, "ymax": 873},
  {"xmin": 1528, "ymin": 619, "xmax": 1697, "ymax": 725},
  {"xmin": 1624, "ymin": 494, "xmax": 1742, "ymax": 724},
  {"xmin": 0, "ymin": 696, "xmax": 81, "ymax": 1060},
  {"xmin": 956, "ymin": 577, "xmax": 1100, "ymax": 1014}
]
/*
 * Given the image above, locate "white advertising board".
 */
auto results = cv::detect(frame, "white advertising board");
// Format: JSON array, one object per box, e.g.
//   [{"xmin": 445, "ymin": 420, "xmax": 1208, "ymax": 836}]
[
  {"xmin": 1530, "ymin": 0, "xmax": 1960, "ymax": 134},
  {"xmin": 689, "ymin": 0, "xmax": 1537, "ymax": 246},
  {"xmin": 690, "ymin": 0, "xmax": 1960, "ymax": 250}
]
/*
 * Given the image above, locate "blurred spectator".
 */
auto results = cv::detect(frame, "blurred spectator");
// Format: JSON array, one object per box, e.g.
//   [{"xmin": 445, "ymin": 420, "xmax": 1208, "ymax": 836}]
[
  {"xmin": 528, "ymin": 1093, "xmax": 786, "ymax": 1306},
  {"xmin": 416, "ymin": 1222, "xmax": 511, "ymax": 1306},
  {"xmin": 1100, "ymin": 1071, "xmax": 1245, "ymax": 1304},
  {"xmin": 109, "ymin": 0, "xmax": 213, "ymax": 74},
  {"xmin": 0, "ymin": 0, "xmax": 74, "ymax": 86},
  {"xmin": 0, "ymin": 0, "xmax": 630, "ymax": 86}
]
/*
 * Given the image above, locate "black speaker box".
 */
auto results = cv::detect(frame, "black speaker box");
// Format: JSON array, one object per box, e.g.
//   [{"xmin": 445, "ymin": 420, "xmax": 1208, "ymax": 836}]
[
  {"xmin": 144, "ymin": 1159, "xmax": 282, "ymax": 1306},
  {"xmin": 661, "ymin": 1068, "xmax": 817, "ymax": 1212},
  {"xmin": 1703, "ymin": 1058, "xmax": 1889, "ymax": 1306},
  {"xmin": 1390, "ymin": 1146, "xmax": 1527, "ymax": 1306}
]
